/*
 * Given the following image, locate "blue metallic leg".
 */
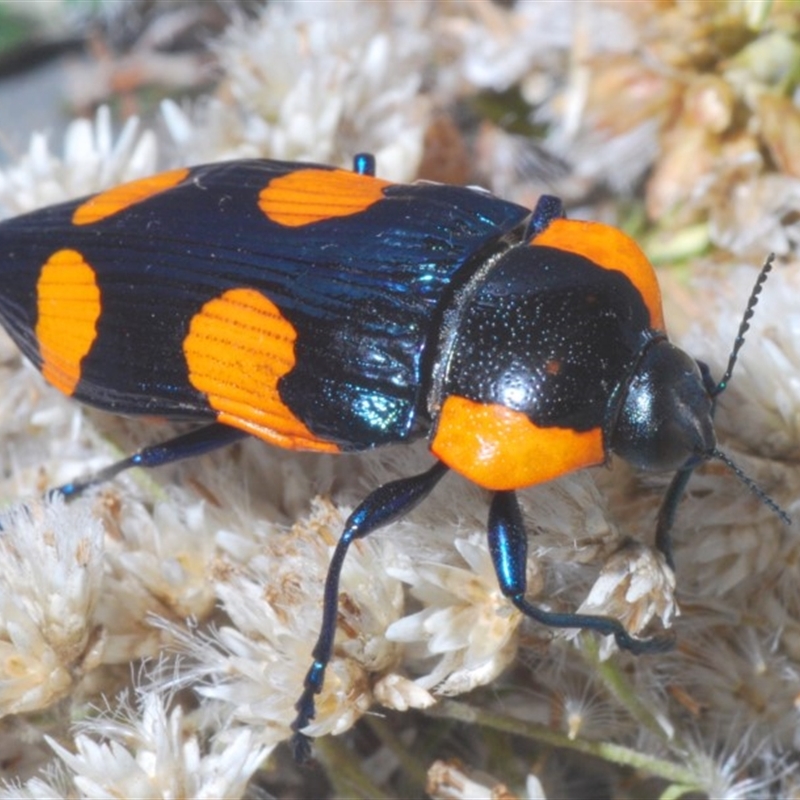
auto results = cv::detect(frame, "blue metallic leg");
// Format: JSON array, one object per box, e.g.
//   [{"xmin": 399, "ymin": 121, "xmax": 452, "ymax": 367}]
[
  {"xmin": 488, "ymin": 491, "xmax": 674, "ymax": 655},
  {"xmin": 524, "ymin": 195, "xmax": 565, "ymax": 239},
  {"xmin": 653, "ymin": 361, "xmax": 717, "ymax": 568},
  {"xmin": 55, "ymin": 423, "xmax": 249, "ymax": 498},
  {"xmin": 653, "ymin": 468, "xmax": 693, "ymax": 570},
  {"xmin": 291, "ymin": 459, "xmax": 448, "ymax": 762},
  {"xmin": 352, "ymin": 152, "xmax": 376, "ymax": 176}
]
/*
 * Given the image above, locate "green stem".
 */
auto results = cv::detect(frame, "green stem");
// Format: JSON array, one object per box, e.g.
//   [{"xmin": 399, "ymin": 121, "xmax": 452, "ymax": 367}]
[
  {"xmin": 582, "ymin": 636, "xmax": 680, "ymax": 746},
  {"xmin": 364, "ymin": 715, "xmax": 429, "ymax": 790},
  {"xmin": 427, "ymin": 698, "xmax": 703, "ymax": 790},
  {"xmin": 315, "ymin": 735, "xmax": 392, "ymax": 800}
]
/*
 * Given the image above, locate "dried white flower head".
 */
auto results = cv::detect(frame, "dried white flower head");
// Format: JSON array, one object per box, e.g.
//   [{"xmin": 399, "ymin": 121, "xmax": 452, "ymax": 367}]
[
  {"xmin": 386, "ymin": 533, "xmax": 529, "ymax": 695},
  {"xmin": 0, "ymin": 497, "xmax": 104, "ymax": 714},
  {"xmin": 0, "ymin": 106, "xmax": 158, "ymax": 216},
  {"xmin": 158, "ymin": 497, "xmax": 404, "ymax": 743},
  {"xmin": 575, "ymin": 539, "xmax": 677, "ymax": 658},
  {"xmin": 426, "ymin": 758, "xmax": 547, "ymax": 800},
  {"xmin": 436, "ymin": 0, "xmax": 573, "ymax": 95},
  {"xmin": 95, "ymin": 494, "xmax": 223, "ymax": 664},
  {"xmin": 373, "ymin": 672, "xmax": 436, "ymax": 712},
  {"xmin": 162, "ymin": 0, "xmax": 430, "ymax": 181},
  {"xmin": 26, "ymin": 691, "xmax": 272, "ymax": 799},
  {"xmin": 0, "ymin": 775, "xmax": 71, "ymax": 800}
]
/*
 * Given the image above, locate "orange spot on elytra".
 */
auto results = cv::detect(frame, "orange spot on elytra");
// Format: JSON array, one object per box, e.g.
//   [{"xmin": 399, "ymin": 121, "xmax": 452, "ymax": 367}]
[
  {"xmin": 431, "ymin": 395, "xmax": 604, "ymax": 491},
  {"xmin": 36, "ymin": 249, "xmax": 101, "ymax": 395},
  {"xmin": 72, "ymin": 168, "xmax": 190, "ymax": 225},
  {"xmin": 532, "ymin": 218, "xmax": 665, "ymax": 331},
  {"xmin": 259, "ymin": 168, "xmax": 390, "ymax": 227},
  {"xmin": 183, "ymin": 288, "xmax": 338, "ymax": 452}
]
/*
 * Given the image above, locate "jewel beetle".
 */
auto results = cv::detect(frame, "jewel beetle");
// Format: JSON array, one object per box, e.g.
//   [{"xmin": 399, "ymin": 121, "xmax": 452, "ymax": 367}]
[{"xmin": 0, "ymin": 153, "xmax": 786, "ymax": 761}]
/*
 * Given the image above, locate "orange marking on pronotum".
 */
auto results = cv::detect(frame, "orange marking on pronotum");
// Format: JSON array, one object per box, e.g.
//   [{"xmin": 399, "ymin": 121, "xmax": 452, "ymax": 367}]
[
  {"xmin": 183, "ymin": 287, "xmax": 339, "ymax": 452},
  {"xmin": 532, "ymin": 218, "xmax": 665, "ymax": 331},
  {"xmin": 36, "ymin": 249, "xmax": 101, "ymax": 395},
  {"xmin": 431, "ymin": 395, "xmax": 605, "ymax": 491},
  {"xmin": 72, "ymin": 168, "xmax": 190, "ymax": 225},
  {"xmin": 259, "ymin": 168, "xmax": 391, "ymax": 227}
]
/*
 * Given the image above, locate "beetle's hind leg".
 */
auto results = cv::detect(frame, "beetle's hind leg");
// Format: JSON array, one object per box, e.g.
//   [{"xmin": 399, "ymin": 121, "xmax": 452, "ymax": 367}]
[
  {"xmin": 53, "ymin": 423, "xmax": 248, "ymax": 499},
  {"xmin": 488, "ymin": 490, "xmax": 675, "ymax": 654}
]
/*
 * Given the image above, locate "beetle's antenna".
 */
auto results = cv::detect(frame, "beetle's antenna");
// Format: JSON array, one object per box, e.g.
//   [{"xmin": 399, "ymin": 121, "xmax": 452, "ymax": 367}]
[
  {"xmin": 711, "ymin": 447, "xmax": 790, "ymax": 525},
  {"xmin": 709, "ymin": 254, "xmax": 789, "ymax": 524},
  {"xmin": 713, "ymin": 253, "xmax": 775, "ymax": 397}
]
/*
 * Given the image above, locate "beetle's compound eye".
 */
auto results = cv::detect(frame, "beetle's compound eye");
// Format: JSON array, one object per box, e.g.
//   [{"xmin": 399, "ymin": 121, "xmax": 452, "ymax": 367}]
[{"xmin": 610, "ymin": 341, "xmax": 715, "ymax": 472}]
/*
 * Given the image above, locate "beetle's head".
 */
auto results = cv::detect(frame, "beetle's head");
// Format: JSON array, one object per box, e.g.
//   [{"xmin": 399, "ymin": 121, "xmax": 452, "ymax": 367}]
[{"xmin": 609, "ymin": 340, "xmax": 715, "ymax": 472}]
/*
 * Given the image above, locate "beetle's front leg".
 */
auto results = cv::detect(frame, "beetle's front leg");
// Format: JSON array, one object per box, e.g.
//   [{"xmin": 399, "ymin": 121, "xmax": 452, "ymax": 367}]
[{"xmin": 487, "ymin": 491, "xmax": 674, "ymax": 654}]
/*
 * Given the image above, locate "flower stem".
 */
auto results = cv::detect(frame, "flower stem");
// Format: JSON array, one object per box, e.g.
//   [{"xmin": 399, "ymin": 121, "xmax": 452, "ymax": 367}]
[
  {"xmin": 428, "ymin": 698, "xmax": 703, "ymax": 789},
  {"xmin": 582, "ymin": 636, "xmax": 679, "ymax": 745},
  {"xmin": 315, "ymin": 735, "xmax": 393, "ymax": 800},
  {"xmin": 364, "ymin": 715, "xmax": 429, "ymax": 790}
]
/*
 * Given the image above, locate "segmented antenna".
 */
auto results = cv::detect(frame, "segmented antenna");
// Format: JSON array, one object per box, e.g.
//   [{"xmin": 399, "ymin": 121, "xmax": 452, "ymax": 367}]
[
  {"xmin": 709, "ymin": 255, "xmax": 790, "ymax": 525},
  {"xmin": 713, "ymin": 253, "xmax": 775, "ymax": 397},
  {"xmin": 656, "ymin": 254, "xmax": 789, "ymax": 569},
  {"xmin": 712, "ymin": 448, "xmax": 790, "ymax": 525}
]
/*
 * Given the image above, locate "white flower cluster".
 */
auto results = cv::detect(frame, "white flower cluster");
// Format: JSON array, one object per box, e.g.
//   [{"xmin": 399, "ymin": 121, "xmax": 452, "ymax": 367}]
[
  {"xmin": 0, "ymin": 690, "xmax": 271, "ymax": 799},
  {"xmin": 0, "ymin": 107, "xmax": 158, "ymax": 216},
  {"xmin": 160, "ymin": 0, "xmax": 430, "ymax": 182}
]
